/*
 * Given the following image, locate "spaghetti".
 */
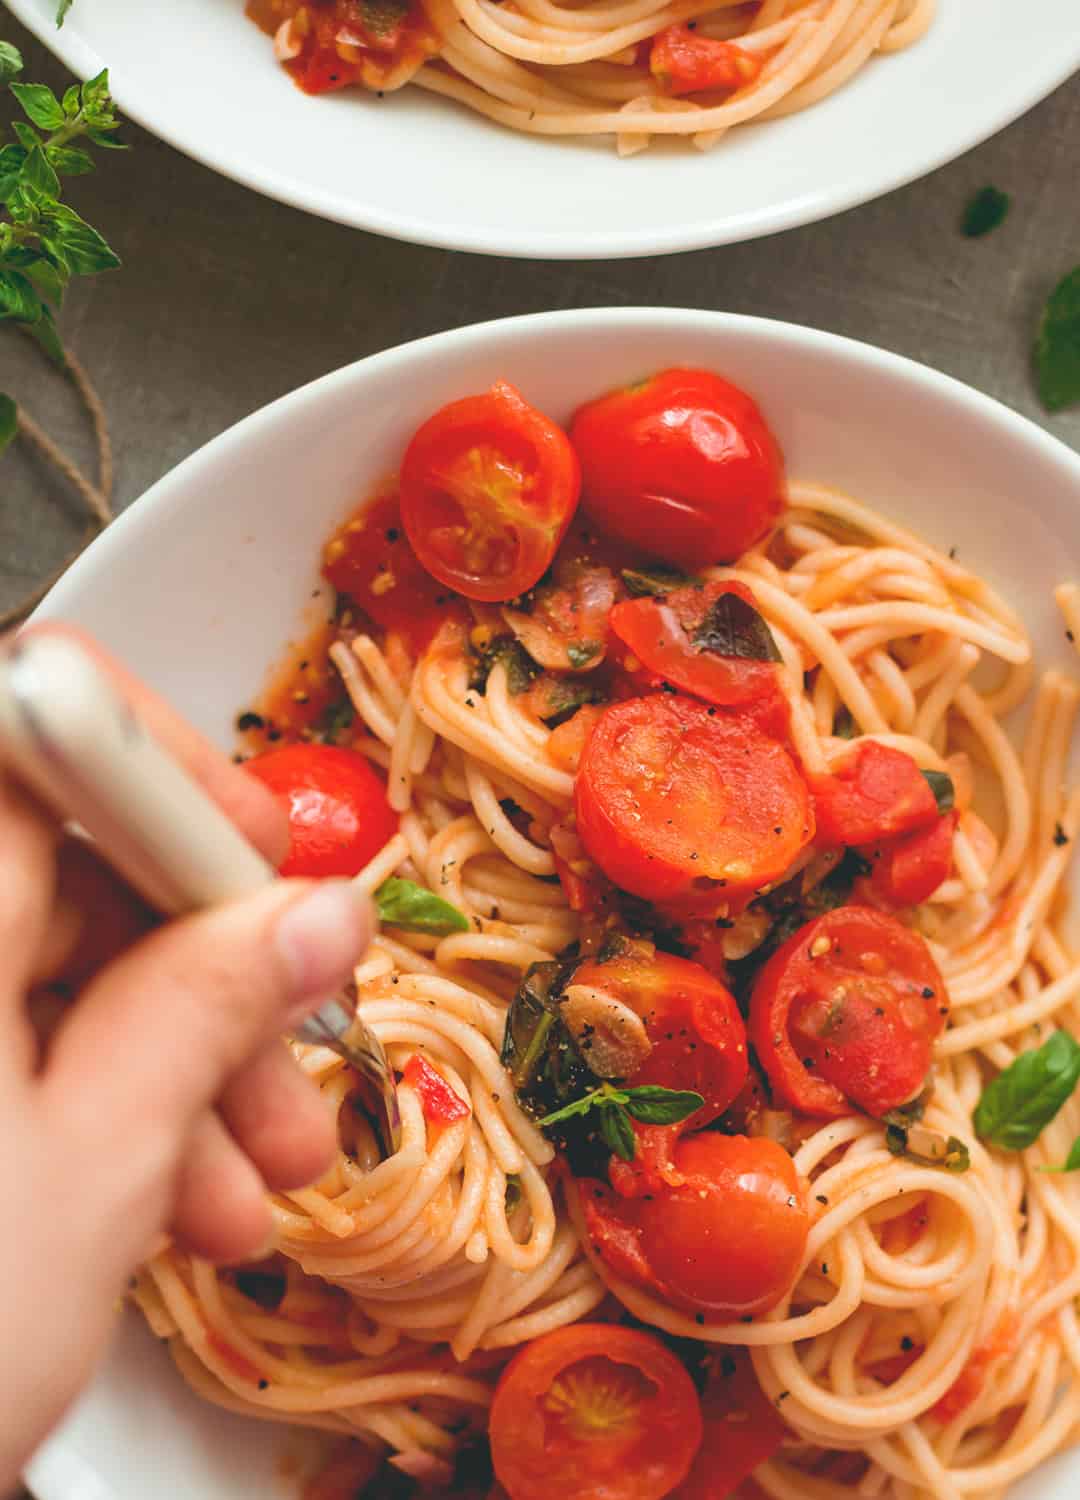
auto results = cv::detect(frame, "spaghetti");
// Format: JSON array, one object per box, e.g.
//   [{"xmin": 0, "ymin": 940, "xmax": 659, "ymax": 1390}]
[
  {"xmin": 246, "ymin": 0, "xmax": 935, "ymax": 155},
  {"xmin": 132, "ymin": 378, "xmax": 1080, "ymax": 1500}
]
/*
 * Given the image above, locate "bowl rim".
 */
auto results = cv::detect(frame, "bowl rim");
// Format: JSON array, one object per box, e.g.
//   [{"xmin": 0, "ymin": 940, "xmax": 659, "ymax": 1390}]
[
  {"xmin": 37, "ymin": 305, "xmax": 1080, "ymax": 628},
  {"xmin": 7, "ymin": 0, "xmax": 1080, "ymax": 258}
]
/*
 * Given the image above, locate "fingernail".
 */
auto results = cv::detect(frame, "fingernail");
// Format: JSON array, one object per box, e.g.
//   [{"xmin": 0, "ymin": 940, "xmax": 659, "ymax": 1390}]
[{"xmin": 275, "ymin": 881, "xmax": 372, "ymax": 1018}]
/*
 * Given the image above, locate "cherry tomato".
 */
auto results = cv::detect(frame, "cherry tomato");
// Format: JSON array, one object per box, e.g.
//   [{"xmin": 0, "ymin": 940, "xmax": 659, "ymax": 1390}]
[
  {"xmin": 670, "ymin": 1351, "xmax": 786, "ymax": 1500},
  {"xmin": 812, "ymin": 742, "xmax": 939, "ymax": 848},
  {"xmin": 865, "ymin": 810, "xmax": 957, "ymax": 908},
  {"xmin": 489, "ymin": 1324, "xmax": 703, "ymax": 1500},
  {"xmin": 575, "ymin": 694, "xmax": 813, "ymax": 912},
  {"xmin": 749, "ymin": 907, "xmax": 948, "ymax": 1119},
  {"xmin": 399, "ymin": 381, "xmax": 581, "ymax": 602},
  {"xmin": 580, "ymin": 1134, "xmax": 808, "ymax": 1320},
  {"xmin": 402, "ymin": 1054, "xmax": 470, "ymax": 1123},
  {"xmin": 246, "ymin": 743, "xmax": 399, "ymax": 877},
  {"xmin": 572, "ymin": 949, "xmax": 747, "ymax": 1130},
  {"xmin": 609, "ymin": 579, "xmax": 788, "ymax": 735},
  {"xmin": 323, "ymin": 494, "xmax": 456, "ymax": 656},
  {"xmin": 650, "ymin": 26, "xmax": 762, "ymax": 96},
  {"xmin": 570, "ymin": 369, "xmax": 785, "ymax": 569}
]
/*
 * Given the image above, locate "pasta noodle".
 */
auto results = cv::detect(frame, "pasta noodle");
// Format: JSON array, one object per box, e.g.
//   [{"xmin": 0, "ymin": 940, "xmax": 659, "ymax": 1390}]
[
  {"xmin": 248, "ymin": 0, "xmax": 934, "ymax": 154},
  {"xmin": 133, "ymin": 477, "xmax": 1080, "ymax": 1499}
]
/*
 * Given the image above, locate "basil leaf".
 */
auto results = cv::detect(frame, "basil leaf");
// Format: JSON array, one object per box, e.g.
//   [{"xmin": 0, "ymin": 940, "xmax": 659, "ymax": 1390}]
[
  {"xmin": 46, "ymin": 144, "xmax": 95, "ymax": 177},
  {"xmin": 22, "ymin": 145, "xmax": 60, "ymax": 199},
  {"xmin": 42, "ymin": 201, "xmax": 120, "ymax": 273},
  {"xmin": 623, "ymin": 1085, "xmax": 705, "ymax": 1125},
  {"xmin": 0, "ymin": 42, "xmax": 23, "ymax": 83},
  {"xmin": 566, "ymin": 640, "xmax": 602, "ymax": 670},
  {"xmin": 961, "ymin": 186, "xmax": 1010, "ymax": 239},
  {"xmin": 314, "ymin": 696, "xmax": 355, "ymax": 744},
  {"xmin": 621, "ymin": 566, "xmax": 691, "ymax": 598},
  {"xmin": 693, "ymin": 591, "xmax": 781, "ymax": 663},
  {"xmin": 921, "ymin": 769, "xmax": 955, "ymax": 814},
  {"xmin": 537, "ymin": 1084, "xmax": 621, "ymax": 1130},
  {"xmin": 1039, "ymin": 1136, "xmax": 1080, "ymax": 1174},
  {"xmin": 600, "ymin": 1104, "xmax": 637, "ymax": 1162},
  {"xmin": 974, "ymin": 1030, "xmax": 1080, "ymax": 1150},
  {"xmin": 1035, "ymin": 266, "xmax": 1080, "ymax": 414},
  {"xmin": 374, "ymin": 876, "xmax": 469, "ymax": 937},
  {"xmin": 0, "ymin": 268, "xmax": 44, "ymax": 323},
  {"xmin": 533, "ymin": 677, "xmax": 601, "ymax": 729},
  {"xmin": 11, "ymin": 120, "xmax": 40, "ymax": 152},
  {"xmin": 885, "ymin": 1123, "xmax": 971, "ymax": 1172},
  {"xmin": 471, "ymin": 636, "xmax": 539, "ymax": 697},
  {"xmin": 10, "ymin": 82, "xmax": 65, "ymax": 131},
  {"xmin": 501, "ymin": 957, "xmax": 573, "ymax": 1086},
  {"xmin": 0, "ymin": 394, "xmax": 17, "ymax": 453}
]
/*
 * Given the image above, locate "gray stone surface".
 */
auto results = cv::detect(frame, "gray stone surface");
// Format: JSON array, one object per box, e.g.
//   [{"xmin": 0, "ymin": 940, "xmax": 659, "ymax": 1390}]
[{"xmin": 0, "ymin": 14, "xmax": 1078, "ymax": 620}]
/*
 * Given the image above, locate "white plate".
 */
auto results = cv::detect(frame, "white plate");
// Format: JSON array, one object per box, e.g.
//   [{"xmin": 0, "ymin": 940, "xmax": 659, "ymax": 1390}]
[
  {"xmin": 25, "ymin": 308, "xmax": 1080, "ymax": 1499},
  {"xmin": 7, "ymin": 0, "xmax": 1080, "ymax": 257}
]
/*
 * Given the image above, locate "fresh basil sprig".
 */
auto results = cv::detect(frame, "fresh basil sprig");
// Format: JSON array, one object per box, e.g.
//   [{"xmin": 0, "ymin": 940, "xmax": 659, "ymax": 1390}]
[
  {"xmin": 538, "ymin": 1082, "xmax": 705, "ymax": 1162},
  {"xmin": 374, "ymin": 877, "xmax": 469, "ymax": 936},
  {"xmin": 0, "ymin": 58, "xmax": 123, "ymax": 416},
  {"xmin": 921, "ymin": 769, "xmax": 955, "ymax": 815},
  {"xmin": 973, "ymin": 1031, "xmax": 1080, "ymax": 1151}
]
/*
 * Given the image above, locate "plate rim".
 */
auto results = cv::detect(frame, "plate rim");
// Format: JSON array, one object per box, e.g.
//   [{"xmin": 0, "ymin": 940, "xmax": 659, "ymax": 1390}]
[{"xmin": 6, "ymin": 0, "xmax": 1080, "ymax": 258}]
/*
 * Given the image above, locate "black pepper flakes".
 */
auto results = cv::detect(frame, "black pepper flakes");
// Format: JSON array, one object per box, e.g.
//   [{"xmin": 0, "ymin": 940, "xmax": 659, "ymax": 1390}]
[{"xmin": 1054, "ymin": 823, "xmax": 1070, "ymax": 846}]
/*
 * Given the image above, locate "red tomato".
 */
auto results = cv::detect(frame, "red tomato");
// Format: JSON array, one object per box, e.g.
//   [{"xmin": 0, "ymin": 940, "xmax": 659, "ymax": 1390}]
[
  {"xmin": 323, "ymin": 493, "xmax": 456, "ymax": 656},
  {"xmin": 749, "ymin": 907, "xmax": 948, "ymax": 1119},
  {"xmin": 650, "ymin": 26, "xmax": 763, "ymax": 97},
  {"xmin": 489, "ymin": 1324, "xmax": 703, "ymax": 1500},
  {"xmin": 670, "ymin": 1351, "xmax": 786, "ymax": 1500},
  {"xmin": 399, "ymin": 381, "xmax": 581, "ymax": 602},
  {"xmin": 572, "ymin": 948, "xmax": 747, "ymax": 1130},
  {"xmin": 933, "ymin": 1314, "xmax": 1017, "ymax": 1424},
  {"xmin": 813, "ymin": 742, "xmax": 939, "ymax": 848},
  {"xmin": 866, "ymin": 811, "xmax": 957, "ymax": 908},
  {"xmin": 570, "ymin": 369, "xmax": 785, "ymax": 569},
  {"xmin": 575, "ymin": 694, "xmax": 813, "ymax": 912},
  {"xmin": 580, "ymin": 1134, "xmax": 808, "ymax": 1320},
  {"xmin": 246, "ymin": 743, "xmax": 399, "ymax": 877},
  {"xmin": 609, "ymin": 579, "xmax": 788, "ymax": 735},
  {"xmin": 402, "ymin": 1054, "xmax": 470, "ymax": 1123}
]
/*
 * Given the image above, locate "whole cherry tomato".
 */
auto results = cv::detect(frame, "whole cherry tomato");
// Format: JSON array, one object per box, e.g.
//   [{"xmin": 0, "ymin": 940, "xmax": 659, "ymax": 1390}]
[{"xmin": 245, "ymin": 743, "xmax": 399, "ymax": 877}]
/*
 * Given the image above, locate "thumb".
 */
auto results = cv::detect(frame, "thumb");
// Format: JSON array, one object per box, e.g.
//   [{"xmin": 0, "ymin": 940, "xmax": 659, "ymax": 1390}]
[{"xmin": 39, "ymin": 879, "xmax": 373, "ymax": 1241}]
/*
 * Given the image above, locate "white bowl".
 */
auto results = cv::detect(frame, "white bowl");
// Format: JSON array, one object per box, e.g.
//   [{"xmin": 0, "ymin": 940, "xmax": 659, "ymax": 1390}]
[
  {"xmin": 8, "ymin": 0, "xmax": 1080, "ymax": 257},
  {"xmin": 26, "ymin": 308, "xmax": 1080, "ymax": 1500}
]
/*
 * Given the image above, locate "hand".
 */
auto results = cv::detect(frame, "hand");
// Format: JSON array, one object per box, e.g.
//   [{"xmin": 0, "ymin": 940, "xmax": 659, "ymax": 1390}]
[{"xmin": 0, "ymin": 626, "xmax": 374, "ymax": 1490}]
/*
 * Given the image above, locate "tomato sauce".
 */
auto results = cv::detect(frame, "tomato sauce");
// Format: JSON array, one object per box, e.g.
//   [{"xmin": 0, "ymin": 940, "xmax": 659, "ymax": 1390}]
[{"xmin": 245, "ymin": 0, "xmax": 437, "ymax": 95}]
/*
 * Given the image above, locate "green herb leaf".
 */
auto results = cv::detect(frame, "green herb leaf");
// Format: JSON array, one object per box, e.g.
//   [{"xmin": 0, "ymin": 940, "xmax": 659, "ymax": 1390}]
[
  {"xmin": 471, "ymin": 636, "xmax": 540, "ymax": 697},
  {"xmin": 25, "ymin": 308, "xmax": 66, "ymax": 365},
  {"xmin": 22, "ymin": 144, "xmax": 61, "ymax": 199},
  {"xmin": 974, "ymin": 1030, "xmax": 1080, "ymax": 1150},
  {"xmin": 885, "ymin": 1122, "xmax": 971, "ymax": 1172},
  {"xmin": 62, "ymin": 83, "xmax": 81, "ymax": 116},
  {"xmin": 314, "ymin": 696, "xmax": 356, "ymax": 745},
  {"xmin": 504, "ymin": 1173, "xmax": 522, "ymax": 1212},
  {"xmin": 374, "ymin": 876, "xmax": 469, "ymax": 937},
  {"xmin": 10, "ymin": 82, "xmax": 65, "ymax": 131},
  {"xmin": 0, "ymin": 268, "xmax": 44, "ymax": 323},
  {"xmin": 537, "ymin": 1084, "xmax": 624, "ymax": 1130},
  {"xmin": 600, "ymin": 1105, "xmax": 637, "ymax": 1161},
  {"xmin": 921, "ymin": 769, "xmax": 955, "ymax": 814},
  {"xmin": 56, "ymin": 0, "xmax": 75, "ymax": 24},
  {"xmin": 693, "ymin": 591, "xmax": 781, "ymax": 663},
  {"xmin": 11, "ymin": 120, "xmax": 40, "ymax": 152},
  {"xmin": 46, "ymin": 144, "xmax": 95, "ymax": 176},
  {"xmin": 0, "ymin": 394, "xmax": 17, "ymax": 453},
  {"xmin": 1035, "ymin": 266, "xmax": 1080, "ymax": 414},
  {"xmin": 961, "ymin": 186, "xmax": 1010, "ymax": 239},
  {"xmin": 566, "ymin": 640, "xmax": 602, "ymax": 670},
  {"xmin": 0, "ymin": 41, "xmax": 24, "ymax": 83},
  {"xmin": 532, "ymin": 676, "xmax": 601, "ymax": 729},
  {"xmin": 622, "ymin": 1085, "xmax": 705, "ymax": 1125},
  {"xmin": 42, "ymin": 201, "xmax": 119, "ymax": 273},
  {"xmin": 1038, "ymin": 1135, "xmax": 1080, "ymax": 1174},
  {"xmin": 620, "ymin": 566, "xmax": 692, "ymax": 598}
]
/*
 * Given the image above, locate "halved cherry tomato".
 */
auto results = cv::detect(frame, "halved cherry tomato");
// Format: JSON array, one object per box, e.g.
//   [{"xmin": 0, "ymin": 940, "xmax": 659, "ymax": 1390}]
[
  {"xmin": 246, "ymin": 743, "xmax": 399, "ymax": 877},
  {"xmin": 489, "ymin": 1324, "xmax": 703, "ymax": 1500},
  {"xmin": 671, "ymin": 1351, "xmax": 786, "ymax": 1500},
  {"xmin": 579, "ymin": 1134, "xmax": 808, "ymax": 1320},
  {"xmin": 575, "ymin": 694, "xmax": 813, "ymax": 912},
  {"xmin": 570, "ymin": 369, "xmax": 785, "ymax": 569},
  {"xmin": 323, "ymin": 493, "xmax": 455, "ymax": 656},
  {"xmin": 399, "ymin": 381, "xmax": 581, "ymax": 602},
  {"xmin": 650, "ymin": 26, "xmax": 762, "ymax": 97},
  {"xmin": 609, "ymin": 579, "xmax": 788, "ymax": 736},
  {"xmin": 865, "ymin": 811, "xmax": 957, "ymax": 908},
  {"xmin": 749, "ymin": 907, "xmax": 947, "ymax": 1119},
  {"xmin": 572, "ymin": 948, "xmax": 747, "ymax": 1130},
  {"xmin": 812, "ymin": 742, "xmax": 939, "ymax": 848},
  {"xmin": 402, "ymin": 1054, "xmax": 470, "ymax": 1123}
]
